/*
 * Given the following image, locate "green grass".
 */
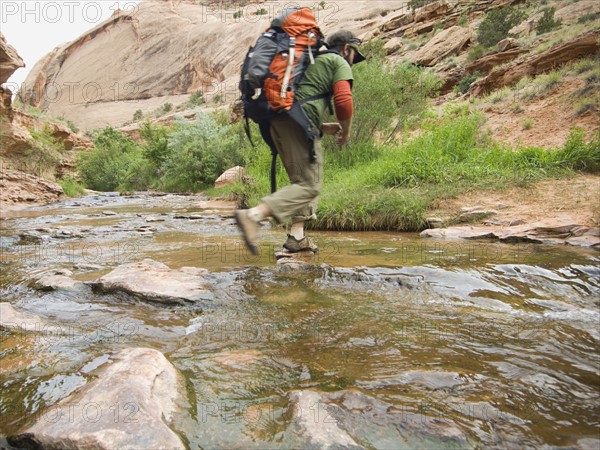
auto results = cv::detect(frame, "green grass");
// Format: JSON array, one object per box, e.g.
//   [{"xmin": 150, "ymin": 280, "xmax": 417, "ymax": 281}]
[
  {"xmin": 231, "ymin": 111, "xmax": 599, "ymax": 232},
  {"xmin": 58, "ymin": 176, "xmax": 86, "ymax": 197}
]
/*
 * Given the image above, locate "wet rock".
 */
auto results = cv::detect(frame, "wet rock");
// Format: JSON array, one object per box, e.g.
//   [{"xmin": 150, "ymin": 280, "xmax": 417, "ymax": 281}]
[
  {"xmin": 93, "ymin": 258, "xmax": 214, "ymax": 304},
  {"xmin": 73, "ymin": 263, "xmax": 104, "ymax": 271},
  {"xmin": 288, "ymin": 389, "xmax": 470, "ymax": 449},
  {"xmin": 288, "ymin": 390, "xmax": 363, "ymax": 449},
  {"xmin": 0, "ymin": 303, "xmax": 63, "ymax": 334},
  {"xmin": 33, "ymin": 274, "xmax": 88, "ymax": 293},
  {"xmin": 146, "ymin": 216, "xmax": 165, "ymax": 222},
  {"xmin": 17, "ymin": 233, "xmax": 43, "ymax": 244},
  {"xmin": 10, "ymin": 347, "xmax": 186, "ymax": 450},
  {"xmin": 411, "ymin": 26, "xmax": 471, "ymax": 66},
  {"xmin": 421, "ymin": 222, "xmax": 600, "ymax": 248}
]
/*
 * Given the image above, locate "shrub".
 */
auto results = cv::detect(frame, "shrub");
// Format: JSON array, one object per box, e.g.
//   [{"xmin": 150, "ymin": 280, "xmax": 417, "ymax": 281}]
[
  {"xmin": 58, "ymin": 176, "xmax": 86, "ymax": 197},
  {"xmin": 188, "ymin": 91, "xmax": 205, "ymax": 107},
  {"xmin": 139, "ymin": 121, "xmax": 171, "ymax": 169},
  {"xmin": 467, "ymin": 44, "xmax": 486, "ymax": 62},
  {"xmin": 522, "ymin": 118, "xmax": 534, "ymax": 130},
  {"xmin": 77, "ymin": 127, "xmax": 148, "ymax": 192},
  {"xmin": 536, "ymin": 7, "xmax": 562, "ymax": 34},
  {"xmin": 351, "ymin": 54, "xmax": 439, "ymax": 144},
  {"xmin": 158, "ymin": 113, "xmax": 245, "ymax": 191},
  {"xmin": 576, "ymin": 12, "xmax": 600, "ymax": 24},
  {"xmin": 477, "ymin": 7, "xmax": 526, "ymax": 48},
  {"xmin": 133, "ymin": 109, "xmax": 143, "ymax": 121},
  {"xmin": 162, "ymin": 102, "xmax": 173, "ymax": 113},
  {"xmin": 456, "ymin": 71, "xmax": 483, "ymax": 94}
]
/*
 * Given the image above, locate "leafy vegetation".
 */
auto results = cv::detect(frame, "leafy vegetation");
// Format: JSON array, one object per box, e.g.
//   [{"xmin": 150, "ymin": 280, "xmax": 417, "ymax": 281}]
[
  {"xmin": 58, "ymin": 176, "xmax": 86, "ymax": 197},
  {"xmin": 477, "ymin": 6, "xmax": 526, "ymax": 48},
  {"xmin": 536, "ymin": 7, "xmax": 561, "ymax": 35},
  {"xmin": 456, "ymin": 71, "xmax": 483, "ymax": 94},
  {"xmin": 76, "ymin": 113, "xmax": 246, "ymax": 193}
]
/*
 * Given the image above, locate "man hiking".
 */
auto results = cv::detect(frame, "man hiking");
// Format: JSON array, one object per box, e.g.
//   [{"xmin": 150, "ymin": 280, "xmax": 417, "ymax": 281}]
[{"xmin": 235, "ymin": 30, "xmax": 366, "ymax": 256}]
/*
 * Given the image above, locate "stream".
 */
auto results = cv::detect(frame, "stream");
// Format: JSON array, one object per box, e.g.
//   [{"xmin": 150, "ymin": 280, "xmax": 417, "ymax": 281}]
[{"xmin": 1, "ymin": 192, "xmax": 598, "ymax": 449}]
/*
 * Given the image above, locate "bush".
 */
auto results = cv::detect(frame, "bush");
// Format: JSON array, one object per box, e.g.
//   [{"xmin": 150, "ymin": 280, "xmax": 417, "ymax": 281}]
[
  {"xmin": 576, "ymin": 12, "xmax": 600, "ymax": 24},
  {"xmin": 536, "ymin": 7, "xmax": 561, "ymax": 34},
  {"xmin": 477, "ymin": 7, "xmax": 526, "ymax": 48},
  {"xmin": 467, "ymin": 44, "xmax": 487, "ymax": 62},
  {"xmin": 162, "ymin": 102, "xmax": 173, "ymax": 113},
  {"xmin": 522, "ymin": 118, "xmax": 534, "ymax": 130},
  {"xmin": 133, "ymin": 109, "xmax": 143, "ymax": 121},
  {"xmin": 351, "ymin": 51, "xmax": 439, "ymax": 144},
  {"xmin": 58, "ymin": 176, "xmax": 86, "ymax": 197},
  {"xmin": 139, "ymin": 121, "xmax": 171, "ymax": 172},
  {"xmin": 188, "ymin": 91, "xmax": 205, "ymax": 107},
  {"xmin": 158, "ymin": 113, "xmax": 246, "ymax": 191},
  {"xmin": 456, "ymin": 71, "xmax": 483, "ymax": 94},
  {"xmin": 77, "ymin": 127, "xmax": 149, "ymax": 192}
]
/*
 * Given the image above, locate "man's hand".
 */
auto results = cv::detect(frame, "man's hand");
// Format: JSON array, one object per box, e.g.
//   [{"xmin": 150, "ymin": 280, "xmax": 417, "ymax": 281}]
[
  {"xmin": 322, "ymin": 123, "xmax": 342, "ymax": 136},
  {"xmin": 323, "ymin": 122, "xmax": 350, "ymax": 146}
]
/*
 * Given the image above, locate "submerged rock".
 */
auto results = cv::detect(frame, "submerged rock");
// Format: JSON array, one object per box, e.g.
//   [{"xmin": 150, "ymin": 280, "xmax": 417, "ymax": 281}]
[
  {"xmin": 10, "ymin": 347, "xmax": 186, "ymax": 450},
  {"xmin": 93, "ymin": 258, "xmax": 214, "ymax": 304},
  {"xmin": 288, "ymin": 389, "xmax": 471, "ymax": 449},
  {"xmin": 0, "ymin": 303, "xmax": 63, "ymax": 334}
]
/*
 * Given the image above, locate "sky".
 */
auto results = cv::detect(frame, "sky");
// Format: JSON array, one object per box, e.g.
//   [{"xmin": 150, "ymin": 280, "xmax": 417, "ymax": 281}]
[{"xmin": 1, "ymin": 1, "xmax": 141, "ymax": 90}]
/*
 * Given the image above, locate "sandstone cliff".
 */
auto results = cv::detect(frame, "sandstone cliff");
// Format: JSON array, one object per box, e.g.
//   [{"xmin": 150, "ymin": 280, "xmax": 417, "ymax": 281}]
[{"xmin": 17, "ymin": 0, "xmax": 600, "ymax": 147}]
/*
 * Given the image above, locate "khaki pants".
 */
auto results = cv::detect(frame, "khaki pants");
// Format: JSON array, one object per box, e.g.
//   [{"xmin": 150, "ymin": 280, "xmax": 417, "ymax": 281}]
[{"xmin": 261, "ymin": 115, "xmax": 323, "ymax": 224}]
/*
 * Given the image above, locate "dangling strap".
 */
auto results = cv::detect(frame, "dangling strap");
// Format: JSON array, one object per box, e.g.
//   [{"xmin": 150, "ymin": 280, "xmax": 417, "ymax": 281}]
[{"xmin": 280, "ymin": 37, "xmax": 296, "ymax": 98}]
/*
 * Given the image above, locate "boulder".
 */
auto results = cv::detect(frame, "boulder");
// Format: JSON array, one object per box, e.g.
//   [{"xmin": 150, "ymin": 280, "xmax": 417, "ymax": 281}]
[
  {"xmin": 33, "ymin": 274, "xmax": 88, "ymax": 293},
  {"xmin": 411, "ymin": 26, "xmax": 472, "ymax": 66},
  {"xmin": 497, "ymin": 37, "xmax": 520, "ymax": 52},
  {"xmin": 555, "ymin": 1, "xmax": 600, "ymax": 25},
  {"xmin": 0, "ymin": 33, "xmax": 25, "ymax": 84},
  {"xmin": 0, "ymin": 168, "xmax": 64, "ymax": 208},
  {"xmin": 10, "ymin": 347, "xmax": 186, "ymax": 450},
  {"xmin": 465, "ymin": 47, "xmax": 527, "ymax": 75},
  {"xmin": 470, "ymin": 31, "xmax": 600, "ymax": 96},
  {"xmin": 93, "ymin": 258, "xmax": 214, "ymax": 304},
  {"xmin": 214, "ymin": 166, "xmax": 246, "ymax": 188}
]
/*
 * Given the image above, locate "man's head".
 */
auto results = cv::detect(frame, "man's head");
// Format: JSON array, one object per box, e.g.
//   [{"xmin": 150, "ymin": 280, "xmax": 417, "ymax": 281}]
[{"xmin": 326, "ymin": 30, "xmax": 366, "ymax": 65}]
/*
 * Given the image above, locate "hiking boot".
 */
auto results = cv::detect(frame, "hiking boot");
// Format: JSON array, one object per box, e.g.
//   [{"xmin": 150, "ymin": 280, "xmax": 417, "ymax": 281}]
[
  {"xmin": 235, "ymin": 210, "xmax": 259, "ymax": 256},
  {"xmin": 283, "ymin": 235, "xmax": 319, "ymax": 253}
]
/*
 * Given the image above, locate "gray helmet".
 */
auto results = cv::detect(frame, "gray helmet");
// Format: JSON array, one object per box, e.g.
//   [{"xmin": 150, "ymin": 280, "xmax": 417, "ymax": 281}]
[{"xmin": 326, "ymin": 30, "xmax": 366, "ymax": 64}]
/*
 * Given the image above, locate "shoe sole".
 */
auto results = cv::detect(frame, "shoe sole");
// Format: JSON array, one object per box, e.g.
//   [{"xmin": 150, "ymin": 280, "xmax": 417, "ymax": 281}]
[{"xmin": 235, "ymin": 211, "xmax": 259, "ymax": 256}]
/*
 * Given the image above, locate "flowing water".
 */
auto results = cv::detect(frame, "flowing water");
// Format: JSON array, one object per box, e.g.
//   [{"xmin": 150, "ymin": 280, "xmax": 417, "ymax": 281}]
[{"xmin": 1, "ymin": 193, "xmax": 598, "ymax": 449}]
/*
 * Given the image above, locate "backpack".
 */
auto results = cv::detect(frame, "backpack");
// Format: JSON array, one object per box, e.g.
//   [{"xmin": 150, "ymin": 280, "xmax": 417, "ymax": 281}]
[{"xmin": 239, "ymin": 7, "xmax": 331, "ymax": 193}]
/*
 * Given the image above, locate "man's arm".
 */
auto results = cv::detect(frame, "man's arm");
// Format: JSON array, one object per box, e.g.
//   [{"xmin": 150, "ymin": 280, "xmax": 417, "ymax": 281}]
[{"xmin": 332, "ymin": 79, "xmax": 353, "ymax": 145}]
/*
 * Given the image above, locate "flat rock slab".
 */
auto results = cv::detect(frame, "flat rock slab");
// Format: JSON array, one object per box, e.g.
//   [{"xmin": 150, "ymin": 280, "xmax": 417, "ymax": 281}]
[
  {"xmin": 11, "ymin": 347, "xmax": 186, "ymax": 450},
  {"xmin": 421, "ymin": 222, "xmax": 600, "ymax": 248},
  {"xmin": 0, "ymin": 303, "xmax": 63, "ymax": 334},
  {"xmin": 93, "ymin": 259, "xmax": 213, "ymax": 304}
]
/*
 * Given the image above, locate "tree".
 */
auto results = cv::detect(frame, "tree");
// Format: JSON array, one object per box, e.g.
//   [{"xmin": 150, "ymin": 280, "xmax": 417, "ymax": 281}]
[{"xmin": 477, "ymin": 7, "xmax": 526, "ymax": 48}]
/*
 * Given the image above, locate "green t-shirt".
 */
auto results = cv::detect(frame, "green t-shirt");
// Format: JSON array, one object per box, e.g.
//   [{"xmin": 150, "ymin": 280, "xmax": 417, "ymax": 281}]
[{"xmin": 296, "ymin": 53, "xmax": 354, "ymax": 128}]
